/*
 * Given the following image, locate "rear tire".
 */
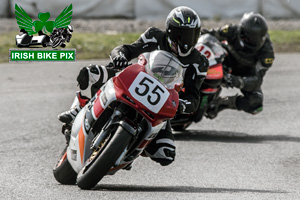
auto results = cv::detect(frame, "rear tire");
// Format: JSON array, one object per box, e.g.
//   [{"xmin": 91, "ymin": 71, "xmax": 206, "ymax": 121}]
[
  {"xmin": 53, "ymin": 145, "xmax": 77, "ymax": 185},
  {"xmin": 76, "ymin": 125, "xmax": 132, "ymax": 190}
]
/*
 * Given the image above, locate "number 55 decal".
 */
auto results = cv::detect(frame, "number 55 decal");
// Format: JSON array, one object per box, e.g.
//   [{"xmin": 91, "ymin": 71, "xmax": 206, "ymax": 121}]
[{"xmin": 129, "ymin": 72, "xmax": 170, "ymax": 113}]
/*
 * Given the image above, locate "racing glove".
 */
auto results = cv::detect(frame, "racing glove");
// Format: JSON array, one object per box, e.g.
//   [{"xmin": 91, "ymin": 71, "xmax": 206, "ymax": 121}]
[
  {"xmin": 111, "ymin": 52, "xmax": 128, "ymax": 69},
  {"xmin": 223, "ymin": 74, "xmax": 244, "ymax": 89}
]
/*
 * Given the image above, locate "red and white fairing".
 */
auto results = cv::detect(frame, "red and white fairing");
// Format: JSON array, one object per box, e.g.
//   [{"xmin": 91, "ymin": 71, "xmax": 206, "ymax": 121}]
[
  {"xmin": 67, "ymin": 63, "xmax": 179, "ymax": 173},
  {"xmin": 93, "ymin": 64, "xmax": 178, "ymax": 125},
  {"xmin": 195, "ymin": 34, "xmax": 227, "ymax": 94}
]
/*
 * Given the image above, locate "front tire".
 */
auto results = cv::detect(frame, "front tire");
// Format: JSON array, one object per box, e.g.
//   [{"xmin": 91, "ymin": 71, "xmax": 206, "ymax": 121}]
[
  {"xmin": 76, "ymin": 125, "xmax": 132, "ymax": 190},
  {"xmin": 53, "ymin": 145, "xmax": 77, "ymax": 185}
]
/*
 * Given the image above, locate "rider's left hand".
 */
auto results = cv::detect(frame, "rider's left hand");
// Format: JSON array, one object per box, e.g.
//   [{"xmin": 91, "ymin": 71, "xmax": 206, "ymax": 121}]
[
  {"xmin": 111, "ymin": 53, "xmax": 128, "ymax": 69},
  {"xmin": 177, "ymin": 99, "xmax": 187, "ymax": 114}
]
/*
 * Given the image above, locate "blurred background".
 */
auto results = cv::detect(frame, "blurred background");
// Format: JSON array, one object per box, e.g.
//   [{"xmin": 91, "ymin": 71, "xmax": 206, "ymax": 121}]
[{"xmin": 2, "ymin": 0, "xmax": 300, "ymax": 19}]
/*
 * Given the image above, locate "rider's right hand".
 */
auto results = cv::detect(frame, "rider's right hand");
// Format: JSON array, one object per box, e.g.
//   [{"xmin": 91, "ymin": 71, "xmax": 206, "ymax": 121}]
[{"xmin": 111, "ymin": 53, "xmax": 128, "ymax": 69}]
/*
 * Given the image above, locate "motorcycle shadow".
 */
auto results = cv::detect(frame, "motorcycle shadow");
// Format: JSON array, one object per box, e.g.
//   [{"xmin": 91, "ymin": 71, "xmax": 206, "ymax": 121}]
[
  {"xmin": 93, "ymin": 184, "xmax": 287, "ymax": 194},
  {"xmin": 173, "ymin": 129, "xmax": 300, "ymax": 144}
]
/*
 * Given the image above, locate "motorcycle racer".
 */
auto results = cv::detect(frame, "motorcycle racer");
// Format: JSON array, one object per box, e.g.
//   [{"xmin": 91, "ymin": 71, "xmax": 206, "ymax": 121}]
[
  {"xmin": 201, "ymin": 12, "xmax": 275, "ymax": 118},
  {"xmin": 58, "ymin": 6, "xmax": 208, "ymax": 166}
]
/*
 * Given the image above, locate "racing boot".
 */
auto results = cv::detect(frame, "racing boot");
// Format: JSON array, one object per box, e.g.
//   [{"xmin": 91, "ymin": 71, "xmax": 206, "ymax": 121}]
[
  {"xmin": 58, "ymin": 92, "xmax": 90, "ymax": 123},
  {"xmin": 206, "ymin": 95, "xmax": 239, "ymax": 119}
]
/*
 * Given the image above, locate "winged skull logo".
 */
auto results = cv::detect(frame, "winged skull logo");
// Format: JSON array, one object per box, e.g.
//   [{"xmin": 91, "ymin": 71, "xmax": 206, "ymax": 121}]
[{"xmin": 15, "ymin": 4, "xmax": 73, "ymax": 35}]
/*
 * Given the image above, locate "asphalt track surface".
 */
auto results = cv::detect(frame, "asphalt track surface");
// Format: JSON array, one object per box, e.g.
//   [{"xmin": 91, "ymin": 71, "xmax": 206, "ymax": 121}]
[{"xmin": 1, "ymin": 53, "xmax": 300, "ymax": 200}]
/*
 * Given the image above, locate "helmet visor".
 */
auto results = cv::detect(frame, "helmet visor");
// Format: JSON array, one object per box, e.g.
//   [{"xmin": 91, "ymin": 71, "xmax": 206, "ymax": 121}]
[
  {"xmin": 240, "ymin": 28, "xmax": 265, "ymax": 50},
  {"xmin": 168, "ymin": 25, "xmax": 200, "ymax": 53}
]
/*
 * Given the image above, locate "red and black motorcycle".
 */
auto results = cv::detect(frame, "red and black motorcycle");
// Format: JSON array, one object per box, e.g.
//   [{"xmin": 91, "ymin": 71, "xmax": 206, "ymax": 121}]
[
  {"xmin": 53, "ymin": 50, "xmax": 183, "ymax": 189},
  {"xmin": 171, "ymin": 34, "xmax": 228, "ymax": 131}
]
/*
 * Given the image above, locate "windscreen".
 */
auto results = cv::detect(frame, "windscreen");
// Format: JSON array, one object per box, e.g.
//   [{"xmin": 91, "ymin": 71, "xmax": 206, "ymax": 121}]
[{"xmin": 145, "ymin": 50, "xmax": 183, "ymax": 89}]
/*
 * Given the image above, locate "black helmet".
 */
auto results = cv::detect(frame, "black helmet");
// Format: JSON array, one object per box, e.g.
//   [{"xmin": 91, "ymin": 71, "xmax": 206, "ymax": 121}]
[
  {"xmin": 238, "ymin": 12, "xmax": 268, "ymax": 52},
  {"xmin": 166, "ymin": 6, "xmax": 201, "ymax": 57}
]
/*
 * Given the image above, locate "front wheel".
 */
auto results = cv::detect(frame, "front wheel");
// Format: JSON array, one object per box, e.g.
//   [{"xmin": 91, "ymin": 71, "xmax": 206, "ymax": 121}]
[
  {"xmin": 53, "ymin": 145, "xmax": 77, "ymax": 185},
  {"xmin": 76, "ymin": 125, "xmax": 133, "ymax": 190}
]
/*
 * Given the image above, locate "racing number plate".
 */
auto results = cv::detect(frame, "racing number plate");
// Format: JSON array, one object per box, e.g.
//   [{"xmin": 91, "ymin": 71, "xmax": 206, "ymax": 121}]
[
  {"xmin": 128, "ymin": 72, "xmax": 170, "ymax": 113},
  {"xmin": 197, "ymin": 44, "xmax": 216, "ymax": 66}
]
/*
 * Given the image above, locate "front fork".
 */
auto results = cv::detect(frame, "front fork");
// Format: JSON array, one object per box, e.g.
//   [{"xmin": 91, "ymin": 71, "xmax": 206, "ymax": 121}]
[
  {"xmin": 90, "ymin": 109, "xmax": 123, "ymax": 150},
  {"xmin": 91, "ymin": 104, "xmax": 140, "ymax": 151}
]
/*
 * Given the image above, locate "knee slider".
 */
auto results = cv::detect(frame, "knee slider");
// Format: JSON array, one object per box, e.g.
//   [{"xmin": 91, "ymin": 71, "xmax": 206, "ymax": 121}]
[
  {"xmin": 246, "ymin": 94, "xmax": 263, "ymax": 114},
  {"xmin": 252, "ymin": 106, "xmax": 263, "ymax": 114}
]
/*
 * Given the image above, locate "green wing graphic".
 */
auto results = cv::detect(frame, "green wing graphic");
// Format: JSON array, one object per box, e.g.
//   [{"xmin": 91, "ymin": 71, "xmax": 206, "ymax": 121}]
[
  {"xmin": 54, "ymin": 4, "xmax": 73, "ymax": 29},
  {"xmin": 15, "ymin": 4, "xmax": 36, "ymax": 35}
]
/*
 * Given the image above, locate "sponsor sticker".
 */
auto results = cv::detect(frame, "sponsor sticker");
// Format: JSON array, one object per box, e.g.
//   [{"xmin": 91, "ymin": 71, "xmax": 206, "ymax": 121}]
[{"xmin": 264, "ymin": 58, "xmax": 274, "ymax": 64}]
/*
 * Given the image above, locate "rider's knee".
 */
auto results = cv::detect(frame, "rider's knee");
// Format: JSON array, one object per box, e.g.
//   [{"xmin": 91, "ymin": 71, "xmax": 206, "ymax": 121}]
[
  {"xmin": 251, "ymin": 106, "xmax": 263, "ymax": 114},
  {"xmin": 248, "ymin": 94, "xmax": 263, "ymax": 113},
  {"xmin": 76, "ymin": 64, "xmax": 104, "ymax": 91},
  {"xmin": 238, "ymin": 94, "xmax": 263, "ymax": 114}
]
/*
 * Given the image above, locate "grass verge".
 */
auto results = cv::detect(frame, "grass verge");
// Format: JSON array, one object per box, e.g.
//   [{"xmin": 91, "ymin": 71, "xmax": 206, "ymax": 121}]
[
  {"xmin": 269, "ymin": 30, "xmax": 300, "ymax": 52},
  {"xmin": 1, "ymin": 30, "xmax": 299, "ymax": 63}
]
